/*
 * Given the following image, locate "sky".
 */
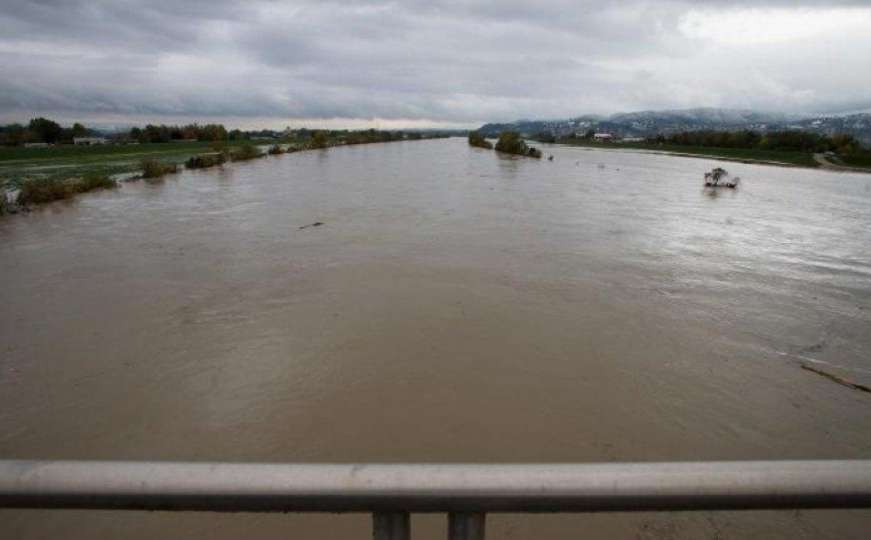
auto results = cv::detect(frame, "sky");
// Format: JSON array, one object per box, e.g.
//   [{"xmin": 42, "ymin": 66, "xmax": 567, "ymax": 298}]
[{"xmin": 1, "ymin": 0, "xmax": 870, "ymax": 129}]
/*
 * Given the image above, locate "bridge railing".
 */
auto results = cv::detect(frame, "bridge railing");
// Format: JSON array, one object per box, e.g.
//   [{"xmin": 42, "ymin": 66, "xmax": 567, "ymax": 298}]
[{"xmin": 2, "ymin": 460, "xmax": 871, "ymax": 539}]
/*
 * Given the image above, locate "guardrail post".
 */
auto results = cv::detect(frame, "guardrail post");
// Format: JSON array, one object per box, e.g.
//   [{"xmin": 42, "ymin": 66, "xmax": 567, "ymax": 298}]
[
  {"xmin": 448, "ymin": 512, "xmax": 486, "ymax": 540},
  {"xmin": 373, "ymin": 512, "xmax": 410, "ymax": 540}
]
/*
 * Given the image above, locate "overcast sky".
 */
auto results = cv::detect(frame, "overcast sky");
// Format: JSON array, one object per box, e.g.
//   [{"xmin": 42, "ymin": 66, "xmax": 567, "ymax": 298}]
[{"xmin": 1, "ymin": 1, "xmax": 870, "ymax": 129}]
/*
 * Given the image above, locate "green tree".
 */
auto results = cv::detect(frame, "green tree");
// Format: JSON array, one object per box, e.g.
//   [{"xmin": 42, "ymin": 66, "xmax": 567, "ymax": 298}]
[
  {"xmin": 495, "ymin": 131, "xmax": 542, "ymax": 158},
  {"xmin": 71, "ymin": 123, "xmax": 89, "ymax": 137},
  {"xmin": 28, "ymin": 117, "xmax": 63, "ymax": 143},
  {"xmin": 0, "ymin": 123, "xmax": 27, "ymax": 146},
  {"xmin": 199, "ymin": 124, "xmax": 228, "ymax": 141},
  {"xmin": 468, "ymin": 131, "xmax": 493, "ymax": 149}
]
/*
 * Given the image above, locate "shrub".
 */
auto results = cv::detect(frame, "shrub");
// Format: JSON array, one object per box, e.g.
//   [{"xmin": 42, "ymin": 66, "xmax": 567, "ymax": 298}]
[
  {"xmin": 468, "ymin": 131, "xmax": 493, "ymax": 149},
  {"xmin": 186, "ymin": 153, "xmax": 227, "ymax": 169},
  {"xmin": 17, "ymin": 178, "xmax": 74, "ymax": 205},
  {"xmin": 268, "ymin": 144, "xmax": 285, "ymax": 155},
  {"xmin": 15, "ymin": 174, "xmax": 118, "ymax": 206},
  {"xmin": 141, "ymin": 159, "xmax": 178, "ymax": 179},
  {"xmin": 309, "ymin": 131, "xmax": 330, "ymax": 149},
  {"xmin": 210, "ymin": 141, "xmax": 231, "ymax": 158},
  {"xmin": 0, "ymin": 192, "xmax": 10, "ymax": 215},
  {"xmin": 74, "ymin": 173, "xmax": 117, "ymax": 193},
  {"xmin": 230, "ymin": 143, "xmax": 264, "ymax": 161}
]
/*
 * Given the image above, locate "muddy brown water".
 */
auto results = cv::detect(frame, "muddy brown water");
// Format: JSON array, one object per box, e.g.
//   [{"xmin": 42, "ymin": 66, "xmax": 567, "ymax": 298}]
[{"xmin": 2, "ymin": 138, "xmax": 871, "ymax": 539}]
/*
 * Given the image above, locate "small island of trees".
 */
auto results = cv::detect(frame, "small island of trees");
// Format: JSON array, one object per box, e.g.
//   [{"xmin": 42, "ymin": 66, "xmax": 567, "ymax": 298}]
[
  {"xmin": 468, "ymin": 130, "xmax": 542, "ymax": 158},
  {"xmin": 495, "ymin": 131, "xmax": 542, "ymax": 158},
  {"xmin": 468, "ymin": 131, "xmax": 493, "ymax": 149}
]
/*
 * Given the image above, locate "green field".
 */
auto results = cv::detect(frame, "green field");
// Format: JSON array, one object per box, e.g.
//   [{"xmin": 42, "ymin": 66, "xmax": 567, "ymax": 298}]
[
  {"xmin": 0, "ymin": 141, "xmax": 243, "ymax": 189},
  {"xmin": 558, "ymin": 140, "xmax": 822, "ymax": 168}
]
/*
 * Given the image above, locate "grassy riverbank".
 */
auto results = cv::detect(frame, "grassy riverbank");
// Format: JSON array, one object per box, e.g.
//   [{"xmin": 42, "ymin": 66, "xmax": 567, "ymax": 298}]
[
  {"xmin": 0, "ymin": 141, "xmax": 235, "ymax": 190},
  {"xmin": 558, "ymin": 139, "xmax": 822, "ymax": 168},
  {"xmin": 0, "ymin": 132, "xmax": 449, "ymax": 213},
  {"xmin": 0, "ymin": 133, "xmax": 447, "ymax": 193}
]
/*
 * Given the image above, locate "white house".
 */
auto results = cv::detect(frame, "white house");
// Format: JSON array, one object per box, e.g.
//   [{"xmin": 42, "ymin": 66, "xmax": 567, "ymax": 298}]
[
  {"xmin": 73, "ymin": 137, "xmax": 108, "ymax": 146},
  {"xmin": 593, "ymin": 133, "xmax": 614, "ymax": 141}
]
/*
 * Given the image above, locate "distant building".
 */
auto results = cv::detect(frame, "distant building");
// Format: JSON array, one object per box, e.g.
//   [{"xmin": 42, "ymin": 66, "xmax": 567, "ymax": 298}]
[
  {"xmin": 593, "ymin": 133, "xmax": 614, "ymax": 141},
  {"xmin": 24, "ymin": 142, "xmax": 51, "ymax": 148},
  {"xmin": 621, "ymin": 137, "xmax": 645, "ymax": 143},
  {"xmin": 74, "ymin": 137, "xmax": 108, "ymax": 145}
]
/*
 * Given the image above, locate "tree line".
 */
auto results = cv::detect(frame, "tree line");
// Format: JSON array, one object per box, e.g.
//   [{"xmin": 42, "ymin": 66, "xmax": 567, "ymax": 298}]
[
  {"xmin": 0, "ymin": 118, "xmax": 94, "ymax": 146},
  {"xmin": 0, "ymin": 117, "xmax": 232, "ymax": 146},
  {"xmin": 1, "ymin": 117, "xmax": 451, "ymax": 147},
  {"xmin": 650, "ymin": 130, "xmax": 864, "ymax": 155},
  {"xmin": 130, "ymin": 124, "xmax": 230, "ymax": 143}
]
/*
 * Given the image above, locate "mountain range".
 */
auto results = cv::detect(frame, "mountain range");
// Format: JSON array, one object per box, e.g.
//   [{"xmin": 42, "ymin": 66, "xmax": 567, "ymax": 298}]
[{"xmin": 478, "ymin": 108, "xmax": 871, "ymax": 144}]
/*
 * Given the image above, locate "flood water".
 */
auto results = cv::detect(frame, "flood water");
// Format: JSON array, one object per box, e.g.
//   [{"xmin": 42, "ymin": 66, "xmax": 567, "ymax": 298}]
[{"xmin": 2, "ymin": 138, "xmax": 871, "ymax": 539}]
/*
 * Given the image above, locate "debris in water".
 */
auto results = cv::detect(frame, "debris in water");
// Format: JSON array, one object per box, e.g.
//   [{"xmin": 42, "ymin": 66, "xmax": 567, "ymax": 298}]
[
  {"xmin": 801, "ymin": 363, "xmax": 871, "ymax": 394},
  {"xmin": 299, "ymin": 222, "xmax": 324, "ymax": 230}
]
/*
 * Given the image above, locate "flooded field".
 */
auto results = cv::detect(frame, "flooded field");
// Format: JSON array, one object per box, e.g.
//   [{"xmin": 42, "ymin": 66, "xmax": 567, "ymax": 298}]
[{"xmin": 2, "ymin": 138, "xmax": 870, "ymax": 539}]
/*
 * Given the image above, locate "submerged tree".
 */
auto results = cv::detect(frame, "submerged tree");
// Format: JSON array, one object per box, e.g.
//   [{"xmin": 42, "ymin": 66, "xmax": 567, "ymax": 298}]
[
  {"xmin": 468, "ymin": 131, "xmax": 493, "ymax": 149},
  {"xmin": 495, "ymin": 131, "xmax": 542, "ymax": 158}
]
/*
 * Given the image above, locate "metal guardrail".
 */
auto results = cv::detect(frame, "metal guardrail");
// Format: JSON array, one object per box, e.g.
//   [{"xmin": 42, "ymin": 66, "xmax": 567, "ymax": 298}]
[{"xmin": 2, "ymin": 460, "xmax": 871, "ymax": 539}]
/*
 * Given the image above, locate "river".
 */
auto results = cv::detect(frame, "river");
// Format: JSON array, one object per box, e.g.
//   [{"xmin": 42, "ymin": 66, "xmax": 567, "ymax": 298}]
[{"xmin": 2, "ymin": 138, "xmax": 870, "ymax": 538}]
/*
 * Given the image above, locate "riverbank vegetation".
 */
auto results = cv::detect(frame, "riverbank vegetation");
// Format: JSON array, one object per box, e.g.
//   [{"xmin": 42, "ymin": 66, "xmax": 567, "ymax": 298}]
[
  {"xmin": 1, "ymin": 117, "xmax": 452, "ymax": 213},
  {"xmin": 840, "ymin": 152, "xmax": 871, "ymax": 168},
  {"xmin": 16, "ymin": 178, "xmax": 73, "ymax": 205},
  {"xmin": 468, "ymin": 131, "xmax": 493, "ymax": 149},
  {"xmin": 140, "ymin": 159, "xmax": 179, "ymax": 179},
  {"xmin": 309, "ymin": 131, "xmax": 330, "ymax": 149},
  {"xmin": 652, "ymin": 130, "xmax": 870, "ymax": 166},
  {"xmin": 76, "ymin": 173, "xmax": 118, "ymax": 192},
  {"xmin": 549, "ymin": 129, "xmax": 871, "ymax": 170},
  {"xmin": 15, "ymin": 174, "xmax": 117, "ymax": 206},
  {"xmin": 230, "ymin": 143, "xmax": 264, "ymax": 161},
  {"xmin": 185, "ymin": 152, "xmax": 227, "ymax": 169}
]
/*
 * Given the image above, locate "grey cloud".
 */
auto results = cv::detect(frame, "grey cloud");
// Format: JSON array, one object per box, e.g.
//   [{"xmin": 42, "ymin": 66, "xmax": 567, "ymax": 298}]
[{"xmin": 1, "ymin": 0, "xmax": 870, "ymax": 126}]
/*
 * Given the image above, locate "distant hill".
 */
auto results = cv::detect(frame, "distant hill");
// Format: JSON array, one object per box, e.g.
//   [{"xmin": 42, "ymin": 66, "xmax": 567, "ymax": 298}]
[{"xmin": 477, "ymin": 108, "xmax": 871, "ymax": 144}]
